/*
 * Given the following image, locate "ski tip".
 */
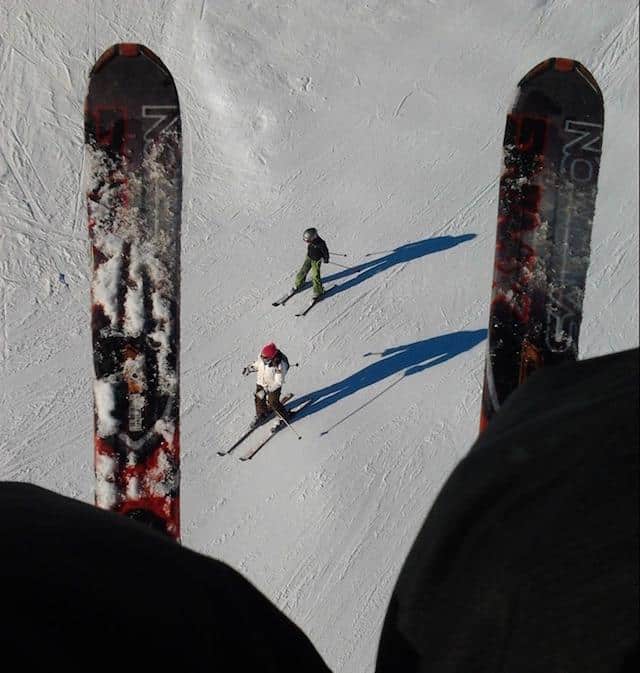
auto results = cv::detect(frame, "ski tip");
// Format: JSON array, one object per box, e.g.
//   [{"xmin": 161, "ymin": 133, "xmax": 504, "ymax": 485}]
[
  {"xmin": 91, "ymin": 44, "xmax": 145, "ymax": 74},
  {"xmin": 573, "ymin": 60, "xmax": 603, "ymax": 99},
  {"xmin": 90, "ymin": 43, "xmax": 171, "ymax": 76},
  {"xmin": 550, "ymin": 57, "xmax": 577, "ymax": 73},
  {"xmin": 518, "ymin": 57, "xmax": 561, "ymax": 85},
  {"xmin": 119, "ymin": 43, "xmax": 141, "ymax": 58},
  {"xmin": 518, "ymin": 58, "xmax": 602, "ymax": 98},
  {"xmin": 91, "ymin": 45, "xmax": 119, "ymax": 74}
]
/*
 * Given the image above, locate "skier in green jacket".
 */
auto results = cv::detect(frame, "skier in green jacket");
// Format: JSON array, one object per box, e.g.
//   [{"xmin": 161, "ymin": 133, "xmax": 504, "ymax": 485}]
[{"xmin": 291, "ymin": 228, "xmax": 330, "ymax": 299}]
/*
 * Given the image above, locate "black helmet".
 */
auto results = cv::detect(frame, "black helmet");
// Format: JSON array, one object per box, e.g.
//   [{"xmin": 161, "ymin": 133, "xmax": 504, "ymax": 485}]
[{"xmin": 303, "ymin": 227, "xmax": 318, "ymax": 242}]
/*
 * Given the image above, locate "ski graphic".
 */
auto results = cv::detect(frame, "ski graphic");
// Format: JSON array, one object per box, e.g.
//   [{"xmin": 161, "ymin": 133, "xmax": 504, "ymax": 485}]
[
  {"xmin": 86, "ymin": 44, "xmax": 182, "ymax": 539},
  {"xmin": 480, "ymin": 58, "xmax": 603, "ymax": 432}
]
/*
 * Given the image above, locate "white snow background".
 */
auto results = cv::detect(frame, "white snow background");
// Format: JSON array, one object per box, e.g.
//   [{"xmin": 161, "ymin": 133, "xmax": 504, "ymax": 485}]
[{"xmin": 0, "ymin": 1, "xmax": 638, "ymax": 670}]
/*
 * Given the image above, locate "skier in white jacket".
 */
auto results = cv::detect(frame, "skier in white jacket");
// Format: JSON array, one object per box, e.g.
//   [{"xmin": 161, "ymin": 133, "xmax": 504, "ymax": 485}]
[{"xmin": 242, "ymin": 342, "xmax": 292, "ymax": 428}]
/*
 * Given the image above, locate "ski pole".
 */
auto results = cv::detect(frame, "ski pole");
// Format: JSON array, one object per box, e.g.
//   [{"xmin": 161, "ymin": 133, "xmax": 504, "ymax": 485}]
[
  {"xmin": 273, "ymin": 408, "xmax": 302, "ymax": 440},
  {"xmin": 327, "ymin": 260, "xmax": 353, "ymax": 270},
  {"xmin": 329, "ymin": 252, "xmax": 348, "ymax": 257},
  {"xmin": 364, "ymin": 249, "xmax": 394, "ymax": 257}
]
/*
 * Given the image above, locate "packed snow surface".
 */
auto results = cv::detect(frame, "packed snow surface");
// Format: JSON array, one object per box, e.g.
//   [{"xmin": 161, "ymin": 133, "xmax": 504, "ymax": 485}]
[{"xmin": 0, "ymin": 2, "xmax": 637, "ymax": 671}]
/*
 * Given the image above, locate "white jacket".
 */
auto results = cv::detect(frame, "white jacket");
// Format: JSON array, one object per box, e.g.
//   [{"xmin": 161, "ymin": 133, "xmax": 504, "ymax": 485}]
[{"xmin": 250, "ymin": 357, "xmax": 289, "ymax": 393}]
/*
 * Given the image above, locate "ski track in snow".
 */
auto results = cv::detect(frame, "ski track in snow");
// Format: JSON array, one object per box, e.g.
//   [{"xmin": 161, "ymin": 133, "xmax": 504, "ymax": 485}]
[{"xmin": 0, "ymin": 1, "xmax": 638, "ymax": 671}]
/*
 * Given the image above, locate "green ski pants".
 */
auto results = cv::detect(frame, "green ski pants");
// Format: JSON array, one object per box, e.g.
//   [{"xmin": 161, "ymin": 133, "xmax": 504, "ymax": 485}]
[{"xmin": 294, "ymin": 257, "xmax": 324, "ymax": 296}]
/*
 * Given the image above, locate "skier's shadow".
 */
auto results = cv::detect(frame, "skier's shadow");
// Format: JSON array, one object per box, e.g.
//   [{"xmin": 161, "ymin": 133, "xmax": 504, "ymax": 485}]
[
  {"xmin": 325, "ymin": 234, "xmax": 476, "ymax": 295},
  {"xmin": 293, "ymin": 329, "xmax": 487, "ymax": 427}
]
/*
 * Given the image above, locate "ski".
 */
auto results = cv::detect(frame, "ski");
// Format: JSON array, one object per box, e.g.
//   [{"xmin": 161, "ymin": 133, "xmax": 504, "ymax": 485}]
[
  {"xmin": 240, "ymin": 399, "xmax": 314, "ymax": 461},
  {"xmin": 480, "ymin": 58, "xmax": 604, "ymax": 432},
  {"xmin": 272, "ymin": 289, "xmax": 298, "ymax": 306},
  {"xmin": 86, "ymin": 44, "xmax": 182, "ymax": 539},
  {"xmin": 217, "ymin": 393, "xmax": 294, "ymax": 456},
  {"xmin": 295, "ymin": 285, "xmax": 337, "ymax": 317}
]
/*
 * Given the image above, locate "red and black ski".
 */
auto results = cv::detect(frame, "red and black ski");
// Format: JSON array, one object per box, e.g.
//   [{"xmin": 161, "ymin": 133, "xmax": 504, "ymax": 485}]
[
  {"xmin": 85, "ymin": 44, "xmax": 182, "ymax": 539},
  {"xmin": 480, "ymin": 58, "xmax": 603, "ymax": 432}
]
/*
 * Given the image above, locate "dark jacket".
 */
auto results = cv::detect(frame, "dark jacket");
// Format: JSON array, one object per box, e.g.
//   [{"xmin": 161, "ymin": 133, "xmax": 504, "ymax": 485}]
[
  {"xmin": 307, "ymin": 236, "xmax": 329, "ymax": 263},
  {"xmin": 0, "ymin": 481, "xmax": 331, "ymax": 673},
  {"xmin": 376, "ymin": 348, "xmax": 639, "ymax": 673}
]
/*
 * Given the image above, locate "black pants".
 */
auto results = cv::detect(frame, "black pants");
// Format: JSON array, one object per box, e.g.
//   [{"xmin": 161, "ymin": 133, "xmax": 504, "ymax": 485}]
[{"xmin": 255, "ymin": 385, "xmax": 291, "ymax": 420}]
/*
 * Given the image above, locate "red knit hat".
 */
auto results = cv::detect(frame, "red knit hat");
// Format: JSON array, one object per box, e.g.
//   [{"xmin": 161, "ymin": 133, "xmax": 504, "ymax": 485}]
[{"xmin": 260, "ymin": 342, "xmax": 277, "ymax": 359}]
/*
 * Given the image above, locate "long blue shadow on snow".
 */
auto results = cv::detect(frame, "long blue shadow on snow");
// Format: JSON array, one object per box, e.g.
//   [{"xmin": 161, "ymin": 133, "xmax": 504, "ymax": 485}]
[
  {"xmin": 292, "ymin": 329, "xmax": 487, "ymax": 429},
  {"xmin": 324, "ymin": 234, "xmax": 476, "ymax": 295}
]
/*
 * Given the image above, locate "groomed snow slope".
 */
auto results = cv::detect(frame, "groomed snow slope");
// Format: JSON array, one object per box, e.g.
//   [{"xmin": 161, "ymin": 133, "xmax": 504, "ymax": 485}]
[{"xmin": 0, "ymin": 2, "xmax": 637, "ymax": 671}]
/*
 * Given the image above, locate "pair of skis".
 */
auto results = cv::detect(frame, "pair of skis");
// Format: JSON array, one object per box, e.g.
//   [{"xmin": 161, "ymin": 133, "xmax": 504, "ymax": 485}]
[
  {"xmin": 273, "ymin": 285, "xmax": 337, "ymax": 316},
  {"xmin": 218, "ymin": 397, "xmax": 313, "ymax": 461},
  {"xmin": 84, "ymin": 47, "xmax": 603, "ymax": 534},
  {"xmin": 217, "ymin": 393, "xmax": 294, "ymax": 456}
]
